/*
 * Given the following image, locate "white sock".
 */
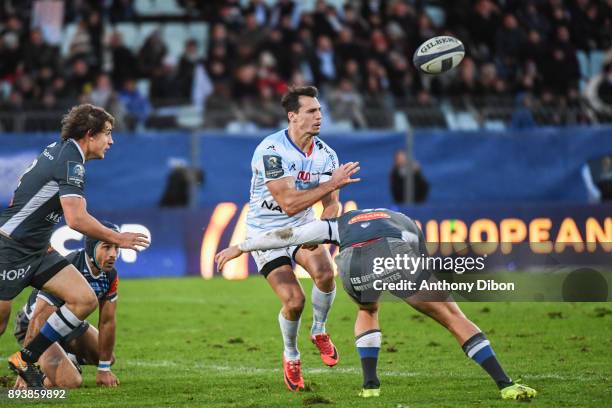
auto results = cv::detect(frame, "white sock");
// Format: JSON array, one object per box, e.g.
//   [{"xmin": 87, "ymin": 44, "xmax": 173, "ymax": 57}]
[
  {"xmin": 278, "ymin": 311, "xmax": 300, "ymax": 360},
  {"xmin": 311, "ymin": 285, "xmax": 336, "ymax": 335}
]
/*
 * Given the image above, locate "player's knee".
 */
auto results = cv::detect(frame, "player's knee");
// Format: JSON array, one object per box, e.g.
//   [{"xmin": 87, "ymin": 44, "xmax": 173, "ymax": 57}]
[
  {"xmin": 360, "ymin": 302, "xmax": 379, "ymax": 314},
  {"xmin": 81, "ymin": 291, "xmax": 98, "ymax": 315},
  {"xmin": 312, "ymin": 266, "xmax": 334, "ymax": 290},
  {"xmin": 284, "ymin": 295, "xmax": 305, "ymax": 317},
  {"xmin": 71, "ymin": 290, "xmax": 97, "ymax": 317}
]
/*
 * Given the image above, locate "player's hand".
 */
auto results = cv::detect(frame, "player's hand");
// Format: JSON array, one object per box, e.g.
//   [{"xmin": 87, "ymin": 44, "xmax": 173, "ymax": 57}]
[
  {"xmin": 13, "ymin": 375, "xmax": 27, "ymax": 389},
  {"xmin": 215, "ymin": 245, "xmax": 243, "ymax": 272},
  {"xmin": 96, "ymin": 370, "xmax": 120, "ymax": 387},
  {"xmin": 330, "ymin": 162, "xmax": 361, "ymax": 189},
  {"xmin": 117, "ymin": 232, "xmax": 150, "ymax": 251}
]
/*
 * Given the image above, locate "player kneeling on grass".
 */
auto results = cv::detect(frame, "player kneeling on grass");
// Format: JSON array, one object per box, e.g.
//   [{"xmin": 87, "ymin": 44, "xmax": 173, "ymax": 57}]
[
  {"xmin": 13, "ymin": 221, "xmax": 123, "ymax": 389},
  {"xmin": 216, "ymin": 208, "xmax": 537, "ymax": 400}
]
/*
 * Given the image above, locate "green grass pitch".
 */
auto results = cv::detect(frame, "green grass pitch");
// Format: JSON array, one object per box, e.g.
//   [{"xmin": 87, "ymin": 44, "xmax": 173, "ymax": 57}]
[{"xmin": 0, "ymin": 276, "xmax": 610, "ymax": 407}]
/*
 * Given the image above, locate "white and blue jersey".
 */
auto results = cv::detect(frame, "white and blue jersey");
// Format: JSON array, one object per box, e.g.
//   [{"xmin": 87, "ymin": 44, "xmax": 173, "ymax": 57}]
[{"xmin": 246, "ymin": 129, "xmax": 338, "ymax": 237}]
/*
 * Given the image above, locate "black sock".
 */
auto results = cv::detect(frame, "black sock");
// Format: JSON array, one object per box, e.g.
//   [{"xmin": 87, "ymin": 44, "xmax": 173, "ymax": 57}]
[
  {"xmin": 360, "ymin": 357, "xmax": 380, "ymax": 389},
  {"xmin": 21, "ymin": 334, "xmax": 54, "ymax": 363},
  {"xmin": 462, "ymin": 332, "xmax": 513, "ymax": 389},
  {"xmin": 356, "ymin": 329, "xmax": 382, "ymax": 389}
]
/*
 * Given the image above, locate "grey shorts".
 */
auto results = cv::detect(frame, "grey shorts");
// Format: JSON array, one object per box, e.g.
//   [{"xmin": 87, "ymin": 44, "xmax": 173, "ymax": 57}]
[
  {"xmin": 14, "ymin": 309, "xmax": 90, "ymax": 347},
  {"xmin": 335, "ymin": 237, "xmax": 430, "ymax": 305},
  {"xmin": 0, "ymin": 235, "xmax": 69, "ymax": 300}
]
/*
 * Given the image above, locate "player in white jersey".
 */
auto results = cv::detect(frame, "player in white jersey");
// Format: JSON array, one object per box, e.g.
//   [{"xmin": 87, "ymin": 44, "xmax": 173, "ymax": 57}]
[{"xmin": 246, "ymin": 86, "xmax": 360, "ymax": 391}]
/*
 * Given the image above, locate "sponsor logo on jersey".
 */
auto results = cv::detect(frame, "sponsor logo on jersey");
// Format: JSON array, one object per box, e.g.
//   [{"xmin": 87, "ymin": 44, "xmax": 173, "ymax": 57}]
[
  {"xmin": 45, "ymin": 211, "xmax": 62, "ymax": 224},
  {"xmin": 263, "ymin": 155, "xmax": 284, "ymax": 179},
  {"xmin": 261, "ymin": 199, "xmax": 283, "ymax": 213},
  {"xmin": 67, "ymin": 161, "xmax": 85, "ymax": 188},
  {"xmin": 43, "ymin": 150, "xmax": 54, "ymax": 160},
  {"xmin": 0, "ymin": 265, "xmax": 31, "ymax": 281},
  {"xmin": 297, "ymin": 171, "xmax": 311, "ymax": 182},
  {"xmin": 348, "ymin": 212, "xmax": 391, "ymax": 224}
]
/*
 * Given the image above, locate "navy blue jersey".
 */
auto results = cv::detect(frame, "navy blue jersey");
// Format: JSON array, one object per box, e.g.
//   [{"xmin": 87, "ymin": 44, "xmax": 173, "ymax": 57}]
[
  {"xmin": 23, "ymin": 249, "xmax": 118, "ymax": 318},
  {"xmin": 0, "ymin": 139, "xmax": 86, "ymax": 250},
  {"xmin": 335, "ymin": 209, "xmax": 423, "ymax": 250}
]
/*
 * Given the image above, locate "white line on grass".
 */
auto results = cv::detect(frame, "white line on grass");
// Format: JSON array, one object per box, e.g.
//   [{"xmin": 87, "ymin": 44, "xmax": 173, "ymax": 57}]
[{"xmin": 121, "ymin": 360, "xmax": 603, "ymax": 381}]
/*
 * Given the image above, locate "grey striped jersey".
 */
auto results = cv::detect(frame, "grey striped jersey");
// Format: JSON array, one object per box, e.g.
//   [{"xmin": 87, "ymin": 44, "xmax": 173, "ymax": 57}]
[{"xmin": 0, "ymin": 139, "xmax": 85, "ymax": 250}]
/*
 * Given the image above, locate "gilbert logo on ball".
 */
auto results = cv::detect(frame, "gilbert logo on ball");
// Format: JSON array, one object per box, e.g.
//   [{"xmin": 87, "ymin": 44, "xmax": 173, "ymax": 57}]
[{"xmin": 413, "ymin": 36, "xmax": 465, "ymax": 74}]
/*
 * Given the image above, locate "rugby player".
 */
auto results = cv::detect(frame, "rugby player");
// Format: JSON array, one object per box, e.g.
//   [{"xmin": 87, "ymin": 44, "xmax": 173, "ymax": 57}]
[
  {"xmin": 0, "ymin": 104, "xmax": 149, "ymax": 387},
  {"xmin": 246, "ymin": 85, "xmax": 359, "ymax": 390},
  {"xmin": 216, "ymin": 208, "xmax": 538, "ymax": 400},
  {"xmin": 13, "ymin": 221, "xmax": 122, "ymax": 389}
]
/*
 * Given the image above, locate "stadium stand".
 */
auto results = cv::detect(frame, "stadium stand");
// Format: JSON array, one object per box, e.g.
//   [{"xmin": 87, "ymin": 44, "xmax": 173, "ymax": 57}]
[{"xmin": 0, "ymin": 0, "xmax": 610, "ymax": 131}]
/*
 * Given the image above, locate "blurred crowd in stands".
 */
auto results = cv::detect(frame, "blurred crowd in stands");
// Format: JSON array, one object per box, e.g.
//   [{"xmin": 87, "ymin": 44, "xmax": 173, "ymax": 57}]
[{"xmin": 0, "ymin": 0, "xmax": 610, "ymax": 131}]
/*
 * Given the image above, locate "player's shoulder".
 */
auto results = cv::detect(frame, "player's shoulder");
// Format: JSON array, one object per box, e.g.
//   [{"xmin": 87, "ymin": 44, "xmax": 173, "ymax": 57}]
[
  {"xmin": 254, "ymin": 129, "xmax": 287, "ymax": 154},
  {"xmin": 56, "ymin": 139, "xmax": 82, "ymax": 161},
  {"xmin": 65, "ymin": 249, "xmax": 85, "ymax": 267},
  {"xmin": 313, "ymin": 137, "xmax": 336, "ymax": 154},
  {"xmin": 313, "ymin": 137, "xmax": 338, "ymax": 165}
]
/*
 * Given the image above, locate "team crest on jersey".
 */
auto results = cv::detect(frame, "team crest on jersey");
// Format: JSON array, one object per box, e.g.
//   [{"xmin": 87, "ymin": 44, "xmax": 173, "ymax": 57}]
[
  {"xmin": 263, "ymin": 155, "xmax": 284, "ymax": 179},
  {"xmin": 348, "ymin": 212, "xmax": 391, "ymax": 224},
  {"xmin": 67, "ymin": 161, "xmax": 85, "ymax": 187}
]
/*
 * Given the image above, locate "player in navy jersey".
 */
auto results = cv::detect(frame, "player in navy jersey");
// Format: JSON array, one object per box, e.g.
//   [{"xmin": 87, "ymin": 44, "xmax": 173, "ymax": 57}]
[
  {"xmin": 0, "ymin": 104, "xmax": 149, "ymax": 387},
  {"xmin": 216, "ymin": 208, "xmax": 537, "ymax": 400},
  {"xmin": 246, "ymin": 86, "xmax": 360, "ymax": 391},
  {"xmin": 13, "ymin": 221, "xmax": 122, "ymax": 389}
]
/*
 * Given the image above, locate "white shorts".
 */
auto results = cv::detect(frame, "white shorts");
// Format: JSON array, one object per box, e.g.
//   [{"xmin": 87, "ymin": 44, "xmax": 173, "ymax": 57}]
[{"xmin": 251, "ymin": 245, "xmax": 299, "ymax": 277}]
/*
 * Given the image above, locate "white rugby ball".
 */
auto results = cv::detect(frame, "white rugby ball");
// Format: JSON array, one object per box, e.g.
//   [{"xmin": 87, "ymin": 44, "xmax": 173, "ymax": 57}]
[{"xmin": 413, "ymin": 36, "xmax": 465, "ymax": 74}]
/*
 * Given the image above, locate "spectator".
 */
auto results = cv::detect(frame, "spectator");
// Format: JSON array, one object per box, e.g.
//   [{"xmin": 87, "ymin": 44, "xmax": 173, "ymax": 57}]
[
  {"xmin": 119, "ymin": 78, "xmax": 150, "ymax": 130},
  {"xmin": 23, "ymin": 28, "xmax": 59, "ymax": 74},
  {"xmin": 238, "ymin": 12, "xmax": 268, "ymax": 51},
  {"xmin": 176, "ymin": 39, "xmax": 201, "ymax": 102},
  {"xmin": 328, "ymin": 78, "xmax": 366, "ymax": 128},
  {"xmin": 313, "ymin": 35, "xmax": 337, "ymax": 86},
  {"xmin": 243, "ymin": 86, "xmax": 285, "ymax": 129},
  {"xmin": 582, "ymin": 154, "xmax": 612, "ymax": 202},
  {"xmin": 390, "ymin": 151, "xmax": 429, "ymax": 204},
  {"xmin": 243, "ymin": 0, "xmax": 270, "ymax": 27},
  {"xmin": 138, "ymin": 29, "xmax": 168, "ymax": 78},
  {"xmin": 510, "ymin": 93, "xmax": 537, "ymax": 129},
  {"xmin": 65, "ymin": 58, "xmax": 94, "ymax": 99},
  {"xmin": 204, "ymin": 82, "xmax": 237, "ymax": 129},
  {"xmin": 68, "ymin": 21, "xmax": 94, "ymax": 63},
  {"xmin": 159, "ymin": 162, "xmax": 204, "ymax": 208},
  {"xmin": 109, "ymin": 31, "xmax": 137, "ymax": 89}
]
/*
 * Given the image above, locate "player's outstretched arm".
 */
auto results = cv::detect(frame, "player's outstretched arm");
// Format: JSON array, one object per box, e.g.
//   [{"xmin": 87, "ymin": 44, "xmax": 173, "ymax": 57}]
[
  {"xmin": 215, "ymin": 220, "xmax": 338, "ymax": 271},
  {"xmin": 96, "ymin": 299, "xmax": 119, "ymax": 387},
  {"xmin": 267, "ymin": 162, "xmax": 360, "ymax": 216},
  {"xmin": 60, "ymin": 196, "xmax": 150, "ymax": 251}
]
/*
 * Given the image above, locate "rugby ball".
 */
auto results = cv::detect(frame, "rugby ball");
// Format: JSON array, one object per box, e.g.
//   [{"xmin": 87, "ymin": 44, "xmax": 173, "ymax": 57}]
[{"xmin": 413, "ymin": 36, "xmax": 465, "ymax": 74}]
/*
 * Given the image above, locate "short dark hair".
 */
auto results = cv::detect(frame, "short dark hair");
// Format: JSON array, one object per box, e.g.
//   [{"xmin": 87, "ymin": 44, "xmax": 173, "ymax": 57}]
[
  {"xmin": 281, "ymin": 85, "xmax": 318, "ymax": 114},
  {"xmin": 60, "ymin": 104, "xmax": 114, "ymax": 141}
]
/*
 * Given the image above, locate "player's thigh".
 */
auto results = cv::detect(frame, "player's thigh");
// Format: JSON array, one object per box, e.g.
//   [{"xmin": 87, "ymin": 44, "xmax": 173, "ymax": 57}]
[
  {"xmin": 0, "ymin": 300, "xmax": 11, "ymax": 335},
  {"xmin": 266, "ymin": 265, "xmax": 305, "ymax": 308},
  {"xmin": 65, "ymin": 325, "xmax": 100, "ymax": 365},
  {"xmin": 39, "ymin": 343, "xmax": 82, "ymax": 388},
  {"xmin": 0, "ymin": 237, "xmax": 68, "ymax": 301},
  {"xmin": 41, "ymin": 264, "xmax": 96, "ymax": 306},
  {"xmin": 294, "ymin": 245, "xmax": 335, "ymax": 284}
]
